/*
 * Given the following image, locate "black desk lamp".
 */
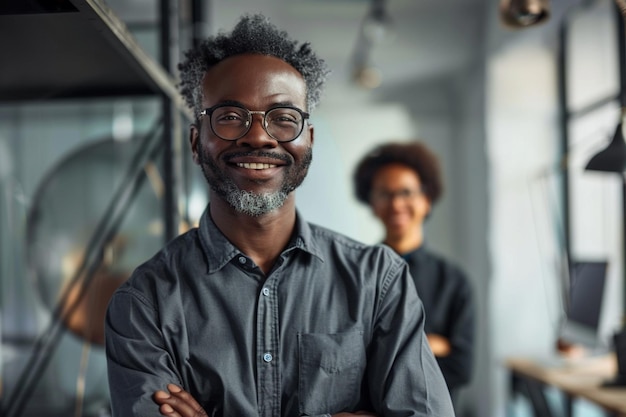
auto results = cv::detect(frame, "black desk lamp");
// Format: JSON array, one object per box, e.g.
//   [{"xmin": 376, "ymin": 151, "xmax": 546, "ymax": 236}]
[
  {"xmin": 586, "ymin": 120, "xmax": 626, "ymax": 172},
  {"xmin": 585, "ymin": 114, "xmax": 626, "ymax": 386}
]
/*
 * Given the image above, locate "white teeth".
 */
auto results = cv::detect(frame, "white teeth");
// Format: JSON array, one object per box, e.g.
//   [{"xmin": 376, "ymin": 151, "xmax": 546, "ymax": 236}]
[{"xmin": 237, "ymin": 162, "xmax": 277, "ymax": 170}]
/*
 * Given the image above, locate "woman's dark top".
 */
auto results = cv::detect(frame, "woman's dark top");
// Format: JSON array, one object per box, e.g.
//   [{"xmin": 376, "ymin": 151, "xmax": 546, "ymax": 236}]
[{"xmin": 401, "ymin": 245, "xmax": 475, "ymax": 397}]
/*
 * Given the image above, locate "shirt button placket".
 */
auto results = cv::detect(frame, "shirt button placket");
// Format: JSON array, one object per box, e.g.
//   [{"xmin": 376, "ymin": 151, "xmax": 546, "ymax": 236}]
[
  {"xmin": 261, "ymin": 287, "xmax": 272, "ymax": 364},
  {"xmin": 257, "ymin": 279, "xmax": 280, "ymax": 416}
]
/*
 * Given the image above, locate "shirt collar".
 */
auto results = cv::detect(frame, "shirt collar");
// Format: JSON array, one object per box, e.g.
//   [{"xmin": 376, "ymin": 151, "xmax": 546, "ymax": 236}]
[
  {"xmin": 198, "ymin": 206, "xmax": 324, "ymax": 274},
  {"xmin": 291, "ymin": 212, "xmax": 325, "ymax": 262}
]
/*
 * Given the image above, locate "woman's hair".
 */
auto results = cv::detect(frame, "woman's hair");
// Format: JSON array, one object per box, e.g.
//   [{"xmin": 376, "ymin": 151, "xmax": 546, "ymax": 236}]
[
  {"xmin": 178, "ymin": 13, "xmax": 330, "ymax": 117},
  {"xmin": 353, "ymin": 141, "xmax": 443, "ymax": 205}
]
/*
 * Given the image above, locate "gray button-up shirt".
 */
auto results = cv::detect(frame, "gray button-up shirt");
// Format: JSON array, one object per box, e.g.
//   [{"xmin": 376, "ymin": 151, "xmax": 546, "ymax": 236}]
[{"xmin": 105, "ymin": 209, "xmax": 453, "ymax": 417}]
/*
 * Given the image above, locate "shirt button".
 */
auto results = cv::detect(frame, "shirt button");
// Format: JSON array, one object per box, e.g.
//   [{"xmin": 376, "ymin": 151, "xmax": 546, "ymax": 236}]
[
  {"xmin": 262, "ymin": 288, "xmax": 270, "ymax": 296},
  {"xmin": 263, "ymin": 353, "xmax": 273, "ymax": 363},
  {"xmin": 238, "ymin": 256, "xmax": 246, "ymax": 264}
]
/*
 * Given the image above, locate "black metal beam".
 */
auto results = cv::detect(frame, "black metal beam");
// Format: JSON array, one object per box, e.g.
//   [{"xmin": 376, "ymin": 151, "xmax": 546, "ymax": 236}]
[{"xmin": 160, "ymin": 0, "xmax": 181, "ymax": 242}]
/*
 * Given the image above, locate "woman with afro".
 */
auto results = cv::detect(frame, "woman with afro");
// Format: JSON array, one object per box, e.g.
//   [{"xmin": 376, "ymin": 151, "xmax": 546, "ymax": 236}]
[{"xmin": 353, "ymin": 141, "xmax": 475, "ymax": 407}]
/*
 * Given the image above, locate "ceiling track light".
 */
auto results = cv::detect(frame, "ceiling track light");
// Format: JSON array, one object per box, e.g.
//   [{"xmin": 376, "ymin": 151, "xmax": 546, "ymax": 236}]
[
  {"xmin": 361, "ymin": 0, "xmax": 393, "ymax": 44},
  {"xmin": 500, "ymin": 0, "xmax": 551, "ymax": 28},
  {"xmin": 350, "ymin": 0, "xmax": 392, "ymax": 89}
]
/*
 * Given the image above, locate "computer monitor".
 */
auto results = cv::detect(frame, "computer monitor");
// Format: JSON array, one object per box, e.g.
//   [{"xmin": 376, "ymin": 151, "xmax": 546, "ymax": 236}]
[{"xmin": 559, "ymin": 260, "xmax": 608, "ymax": 349}]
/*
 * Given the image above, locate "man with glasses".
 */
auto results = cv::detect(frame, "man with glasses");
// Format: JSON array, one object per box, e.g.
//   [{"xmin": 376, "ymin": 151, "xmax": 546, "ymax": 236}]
[
  {"xmin": 105, "ymin": 14, "xmax": 453, "ymax": 417},
  {"xmin": 353, "ymin": 142, "xmax": 475, "ymax": 410}
]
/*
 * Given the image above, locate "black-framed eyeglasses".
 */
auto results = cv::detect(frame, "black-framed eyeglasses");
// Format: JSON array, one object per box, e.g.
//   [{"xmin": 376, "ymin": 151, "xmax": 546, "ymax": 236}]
[{"xmin": 198, "ymin": 104, "xmax": 310, "ymax": 143}]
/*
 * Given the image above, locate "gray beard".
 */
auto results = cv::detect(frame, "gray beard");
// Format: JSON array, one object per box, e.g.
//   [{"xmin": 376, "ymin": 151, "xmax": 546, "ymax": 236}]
[
  {"xmin": 198, "ymin": 146, "xmax": 311, "ymax": 217},
  {"xmin": 223, "ymin": 187, "xmax": 289, "ymax": 217}
]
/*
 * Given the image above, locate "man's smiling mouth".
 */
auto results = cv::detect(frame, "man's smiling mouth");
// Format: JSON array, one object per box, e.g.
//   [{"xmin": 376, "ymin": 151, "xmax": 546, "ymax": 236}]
[{"xmin": 236, "ymin": 162, "xmax": 278, "ymax": 170}]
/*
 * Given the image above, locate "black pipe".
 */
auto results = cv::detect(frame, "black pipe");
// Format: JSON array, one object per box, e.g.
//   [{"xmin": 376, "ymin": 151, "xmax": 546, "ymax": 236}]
[
  {"xmin": 616, "ymin": 0, "xmax": 626, "ymax": 329},
  {"xmin": 557, "ymin": 20, "xmax": 571, "ymax": 263},
  {"xmin": 618, "ymin": 0, "xmax": 626, "ymax": 109},
  {"xmin": 160, "ymin": 0, "xmax": 180, "ymax": 243}
]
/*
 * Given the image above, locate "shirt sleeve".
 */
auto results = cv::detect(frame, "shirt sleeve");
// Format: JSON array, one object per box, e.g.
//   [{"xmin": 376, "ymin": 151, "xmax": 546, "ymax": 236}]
[
  {"xmin": 366, "ymin": 259, "xmax": 455, "ymax": 416},
  {"xmin": 105, "ymin": 285, "xmax": 181, "ymax": 417},
  {"xmin": 436, "ymin": 269, "xmax": 475, "ymax": 390}
]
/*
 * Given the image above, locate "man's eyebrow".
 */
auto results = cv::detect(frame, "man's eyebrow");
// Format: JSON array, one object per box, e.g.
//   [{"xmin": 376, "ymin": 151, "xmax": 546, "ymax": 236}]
[{"xmin": 270, "ymin": 101, "xmax": 297, "ymax": 108}]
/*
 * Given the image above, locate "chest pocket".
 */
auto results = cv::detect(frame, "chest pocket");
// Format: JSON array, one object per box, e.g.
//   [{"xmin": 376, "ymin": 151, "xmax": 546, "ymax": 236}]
[{"xmin": 298, "ymin": 330, "xmax": 366, "ymax": 415}]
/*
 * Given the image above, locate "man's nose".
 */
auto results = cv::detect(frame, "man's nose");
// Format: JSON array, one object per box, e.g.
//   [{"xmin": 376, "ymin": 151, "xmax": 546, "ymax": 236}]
[{"xmin": 236, "ymin": 114, "xmax": 277, "ymax": 148}]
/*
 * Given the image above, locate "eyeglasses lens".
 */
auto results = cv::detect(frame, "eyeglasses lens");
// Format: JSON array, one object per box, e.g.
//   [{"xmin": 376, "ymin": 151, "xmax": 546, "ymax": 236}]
[
  {"xmin": 210, "ymin": 106, "xmax": 249, "ymax": 140},
  {"xmin": 265, "ymin": 108, "xmax": 304, "ymax": 141}
]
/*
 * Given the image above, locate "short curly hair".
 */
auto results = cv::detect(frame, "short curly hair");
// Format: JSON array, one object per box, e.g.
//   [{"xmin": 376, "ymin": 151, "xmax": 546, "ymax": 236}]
[
  {"xmin": 178, "ymin": 13, "xmax": 330, "ymax": 118},
  {"xmin": 353, "ymin": 141, "xmax": 444, "ymax": 205}
]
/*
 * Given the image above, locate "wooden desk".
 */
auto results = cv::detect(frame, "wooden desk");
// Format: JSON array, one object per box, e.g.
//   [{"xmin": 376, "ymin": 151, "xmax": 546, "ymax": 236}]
[{"xmin": 506, "ymin": 354, "xmax": 626, "ymax": 417}]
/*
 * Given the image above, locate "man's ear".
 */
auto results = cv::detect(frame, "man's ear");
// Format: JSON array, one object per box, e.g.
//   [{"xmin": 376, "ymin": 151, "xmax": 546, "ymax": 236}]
[
  {"xmin": 307, "ymin": 122, "xmax": 314, "ymax": 146},
  {"xmin": 190, "ymin": 124, "xmax": 200, "ymax": 165}
]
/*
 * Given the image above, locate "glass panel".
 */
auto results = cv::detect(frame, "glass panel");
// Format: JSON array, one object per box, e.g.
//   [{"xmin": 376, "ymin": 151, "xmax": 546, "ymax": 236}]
[{"xmin": 0, "ymin": 97, "xmax": 203, "ymax": 416}]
